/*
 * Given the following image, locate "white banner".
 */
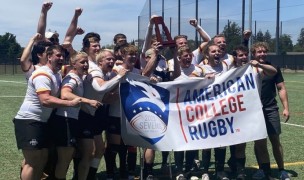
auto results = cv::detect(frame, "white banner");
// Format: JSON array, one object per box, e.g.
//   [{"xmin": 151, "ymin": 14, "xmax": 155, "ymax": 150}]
[{"xmin": 120, "ymin": 64, "xmax": 267, "ymax": 151}]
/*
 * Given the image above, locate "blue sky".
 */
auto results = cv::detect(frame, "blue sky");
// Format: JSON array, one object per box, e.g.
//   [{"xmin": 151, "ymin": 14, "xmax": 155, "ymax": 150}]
[
  {"xmin": 0, "ymin": 0, "xmax": 304, "ymax": 50},
  {"xmin": 0, "ymin": 0, "xmax": 146, "ymax": 50}
]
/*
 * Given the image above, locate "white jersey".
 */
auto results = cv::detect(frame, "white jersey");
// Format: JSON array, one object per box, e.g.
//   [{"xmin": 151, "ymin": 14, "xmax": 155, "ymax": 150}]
[
  {"xmin": 168, "ymin": 48, "xmax": 203, "ymax": 71},
  {"xmin": 175, "ymin": 64, "xmax": 204, "ymax": 80},
  {"xmin": 56, "ymin": 72, "xmax": 83, "ymax": 120},
  {"xmin": 191, "ymin": 48, "xmax": 204, "ymax": 65},
  {"xmin": 199, "ymin": 53, "xmax": 234, "ymax": 72},
  {"xmin": 199, "ymin": 56, "xmax": 234, "ymax": 77},
  {"xmin": 15, "ymin": 65, "xmax": 62, "ymax": 122},
  {"xmin": 221, "ymin": 53, "xmax": 235, "ymax": 71},
  {"xmin": 82, "ymin": 60, "xmax": 105, "ymax": 116},
  {"xmin": 181, "ymin": 64, "xmax": 203, "ymax": 77},
  {"xmin": 87, "ymin": 59, "xmax": 99, "ymax": 75},
  {"xmin": 109, "ymin": 65, "xmax": 141, "ymax": 118}
]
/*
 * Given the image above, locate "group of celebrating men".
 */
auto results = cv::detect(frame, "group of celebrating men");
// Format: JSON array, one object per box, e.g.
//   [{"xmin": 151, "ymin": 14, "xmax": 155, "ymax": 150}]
[{"xmin": 13, "ymin": 1, "xmax": 291, "ymax": 180}]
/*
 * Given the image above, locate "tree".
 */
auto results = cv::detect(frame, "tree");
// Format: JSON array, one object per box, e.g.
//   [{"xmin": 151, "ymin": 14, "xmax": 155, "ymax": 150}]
[
  {"xmin": 279, "ymin": 34, "xmax": 293, "ymax": 53},
  {"xmin": 262, "ymin": 30, "xmax": 276, "ymax": 52},
  {"xmin": 296, "ymin": 28, "xmax": 304, "ymax": 47},
  {"xmin": 0, "ymin": 32, "xmax": 22, "ymax": 63},
  {"xmin": 251, "ymin": 30, "xmax": 276, "ymax": 52},
  {"xmin": 294, "ymin": 27, "xmax": 304, "ymax": 51},
  {"xmin": 264, "ymin": 30, "xmax": 272, "ymax": 43},
  {"xmin": 293, "ymin": 44, "xmax": 304, "ymax": 52},
  {"xmin": 221, "ymin": 21, "xmax": 242, "ymax": 53},
  {"xmin": 102, "ymin": 44, "xmax": 114, "ymax": 49},
  {"xmin": 256, "ymin": 30, "xmax": 264, "ymax": 42}
]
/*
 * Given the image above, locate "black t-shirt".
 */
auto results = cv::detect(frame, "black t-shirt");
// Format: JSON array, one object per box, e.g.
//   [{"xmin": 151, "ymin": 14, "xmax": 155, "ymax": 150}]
[{"xmin": 261, "ymin": 62, "xmax": 284, "ymax": 109}]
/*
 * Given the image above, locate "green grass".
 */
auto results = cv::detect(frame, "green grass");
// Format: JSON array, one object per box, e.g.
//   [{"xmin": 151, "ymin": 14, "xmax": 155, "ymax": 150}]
[{"xmin": 0, "ymin": 73, "xmax": 303, "ymax": 179}]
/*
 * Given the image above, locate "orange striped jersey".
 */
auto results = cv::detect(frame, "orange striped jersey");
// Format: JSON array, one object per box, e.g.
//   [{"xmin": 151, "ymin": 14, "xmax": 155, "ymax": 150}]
[
  {"xmin": 56, "ymin": 72, "xmax": 83, "ymax": 120},
  {"xmin": 15, "ymin": 65, "xmax": 62, "ymax": 122}
]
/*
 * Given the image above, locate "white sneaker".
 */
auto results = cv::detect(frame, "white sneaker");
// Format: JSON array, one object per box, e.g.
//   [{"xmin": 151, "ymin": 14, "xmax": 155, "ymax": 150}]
[
  {"xmin": 202, "ymin": 173, "xmax": 210, "ymax": 180},
  {"xmin": 146, "ymin": 175, "xmax": 154, "ymax": 180},
  {"xmin": 176, "ymin": 174, "xmax": 186, "ymax": 180},
  {"xmin": 217, "ymin": 171, "xmax": 229, "ymax": 180},
  {"xmin": 190, "ymin": 176, "xmax": 199, "ymax": 180}
]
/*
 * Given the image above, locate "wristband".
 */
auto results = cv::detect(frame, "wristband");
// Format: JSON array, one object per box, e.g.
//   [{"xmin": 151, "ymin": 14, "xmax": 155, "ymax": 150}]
[
  {"xmin": 196, "ymin": 25, "xmax": 211, "ymax": 41},
  {"xmin": 195, "ymin": 25, "xmax": 202, "ymax": 31}
]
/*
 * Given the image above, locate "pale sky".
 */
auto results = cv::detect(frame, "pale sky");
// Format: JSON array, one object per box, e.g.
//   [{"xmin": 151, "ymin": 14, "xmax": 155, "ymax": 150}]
[
  {"xmin": 0, "ymin": 0, "xmax": 146, "ymax": 50},
  {"xmin": 0, "ymin": 0, "xmax": 304, "ymax": 50}
]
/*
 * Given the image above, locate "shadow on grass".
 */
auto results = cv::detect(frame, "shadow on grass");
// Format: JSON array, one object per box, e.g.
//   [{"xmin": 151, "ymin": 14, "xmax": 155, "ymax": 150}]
[{"xmin": 96, "ymin": 163, "xmax": 298, "ymax": 180}]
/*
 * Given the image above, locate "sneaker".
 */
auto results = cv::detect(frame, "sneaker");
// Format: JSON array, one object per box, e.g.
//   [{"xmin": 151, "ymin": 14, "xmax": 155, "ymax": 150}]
[
  {"xmin": 216, "ymin": 171, "xmax": 229, "ymax": 180},
  {"xmin": 41, "ymin": 173, "xmax": 49, "ymax": 180},
  {"xmin": 236, "ymin": 173, "xmax": 246, "ymax": 180},
  {"xmin": 106, "ymin": 173, "xmax": 115, "ymax": 180},
  {"xmin": 146, "ymin": 175, "xmax": 154, "ymax": 180},
  {"xmin": 176, "ymin": 174, "xmax": 187, "ymax": 180},
  {"xmin": 279, "ymin": 170, "xmax": 290, "ymax": 180},
  {"xmin": 201, "ymin": 173, "xmax": 210, "ymax": 180},
  {"xmin": 236, "ymin": 168, "xmax": 246, "ymax": 180},
  {"xmin": 128, "ymin": 175, "xmax": 135, "ymax": 180},
  {"xmin": 252, "ymin": 169, "xmax": 265, "ymax": 179},
  {"xmin": 128, "ymin": 171, "xmax": 136, "ymax": 180},
  {"xmin": 192, "ymin": 159, "xmax": 200, "ymax": 171},
  {"xmin": 190, "ymin": 176, "xmax": 199, "ymax": 180}
]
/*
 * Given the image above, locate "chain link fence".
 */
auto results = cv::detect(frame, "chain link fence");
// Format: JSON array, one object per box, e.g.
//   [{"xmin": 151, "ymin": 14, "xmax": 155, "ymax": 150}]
[{"xmin": 137, "ymin": 0, "xmax": 304, "ymax": 71}]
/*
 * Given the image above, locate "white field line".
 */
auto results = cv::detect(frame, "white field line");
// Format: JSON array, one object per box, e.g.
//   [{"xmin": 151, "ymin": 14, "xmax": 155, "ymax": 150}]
[
  {"xmin": 0, "ymin": 80, "xmax": 26, "ymax": 98},
  {"xmin": 285, "ymin": 81, "xmax": 304, "ymax": 84},
  {"xmin": 0, "ymin": 80, "xmax": 26, "ymax": 84},
  {"xmin": 282, "ymin": 122, "xmax": 304, "ymax": 128}
]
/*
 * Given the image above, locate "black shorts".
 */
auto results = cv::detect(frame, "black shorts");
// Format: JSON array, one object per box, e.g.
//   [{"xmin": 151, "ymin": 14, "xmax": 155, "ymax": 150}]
[
  {"xmin": 107, "ymin": 116, "xmax": 121, "ymax": 135},
  {"xmin": 263, "ymin": 109, "xmax": 281, "ymax": 135},
  {"xmin": 13, "ymin": 118, "xmax": 50, "ymax": 150},
  {"xmin": 92, "ymin": 105, "xmax": 109, "ymax": 135},
  {"xmin": 78, "ymin": 110, "xmax": 96, "ymax": 139},
  {"xmin": 48, "ymin": 115, "xmax": 77, "ymax": 147}
]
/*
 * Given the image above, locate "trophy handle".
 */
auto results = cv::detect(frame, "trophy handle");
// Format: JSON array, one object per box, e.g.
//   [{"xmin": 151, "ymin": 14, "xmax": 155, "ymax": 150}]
[{"xmin": 152, "ymin": 17, "xmax": 175, "ymax": 48}]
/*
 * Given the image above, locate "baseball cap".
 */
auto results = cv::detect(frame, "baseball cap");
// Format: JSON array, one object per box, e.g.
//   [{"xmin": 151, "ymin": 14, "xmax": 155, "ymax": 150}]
[{"xmin": 45, "ymin": 31, "xmax": 59, "ymax": 39}]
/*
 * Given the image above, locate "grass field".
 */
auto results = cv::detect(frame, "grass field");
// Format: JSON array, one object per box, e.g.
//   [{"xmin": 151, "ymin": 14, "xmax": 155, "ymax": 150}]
[{"xmin": 0, "ymin": 73, "xmax": 303, "ymax": 180}]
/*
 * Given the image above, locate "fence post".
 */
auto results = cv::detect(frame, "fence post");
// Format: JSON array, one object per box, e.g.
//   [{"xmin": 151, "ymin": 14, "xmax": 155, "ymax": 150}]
[
  {"xmin": 295, "ymin": 55, "xmax": 297, "ymax": 73},
  {"xmin": 13, "ymin": 58, "xmax": 15, "ymax": 75},
  {"xmin": 282, "ymin": 54, "xmax": 285, "ymax": 73}
]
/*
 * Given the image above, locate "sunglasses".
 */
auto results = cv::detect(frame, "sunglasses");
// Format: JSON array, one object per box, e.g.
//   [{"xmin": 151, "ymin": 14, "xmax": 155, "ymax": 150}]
[{"xmin": 49, "ymin": 37, "xmax": 59, "ymax": 43}]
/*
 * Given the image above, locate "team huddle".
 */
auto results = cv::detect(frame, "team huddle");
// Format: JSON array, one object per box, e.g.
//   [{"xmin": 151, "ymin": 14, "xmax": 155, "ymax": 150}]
[{"xmin": 13, "ymin": 2, "xmax": 291, "ymax": 180}]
